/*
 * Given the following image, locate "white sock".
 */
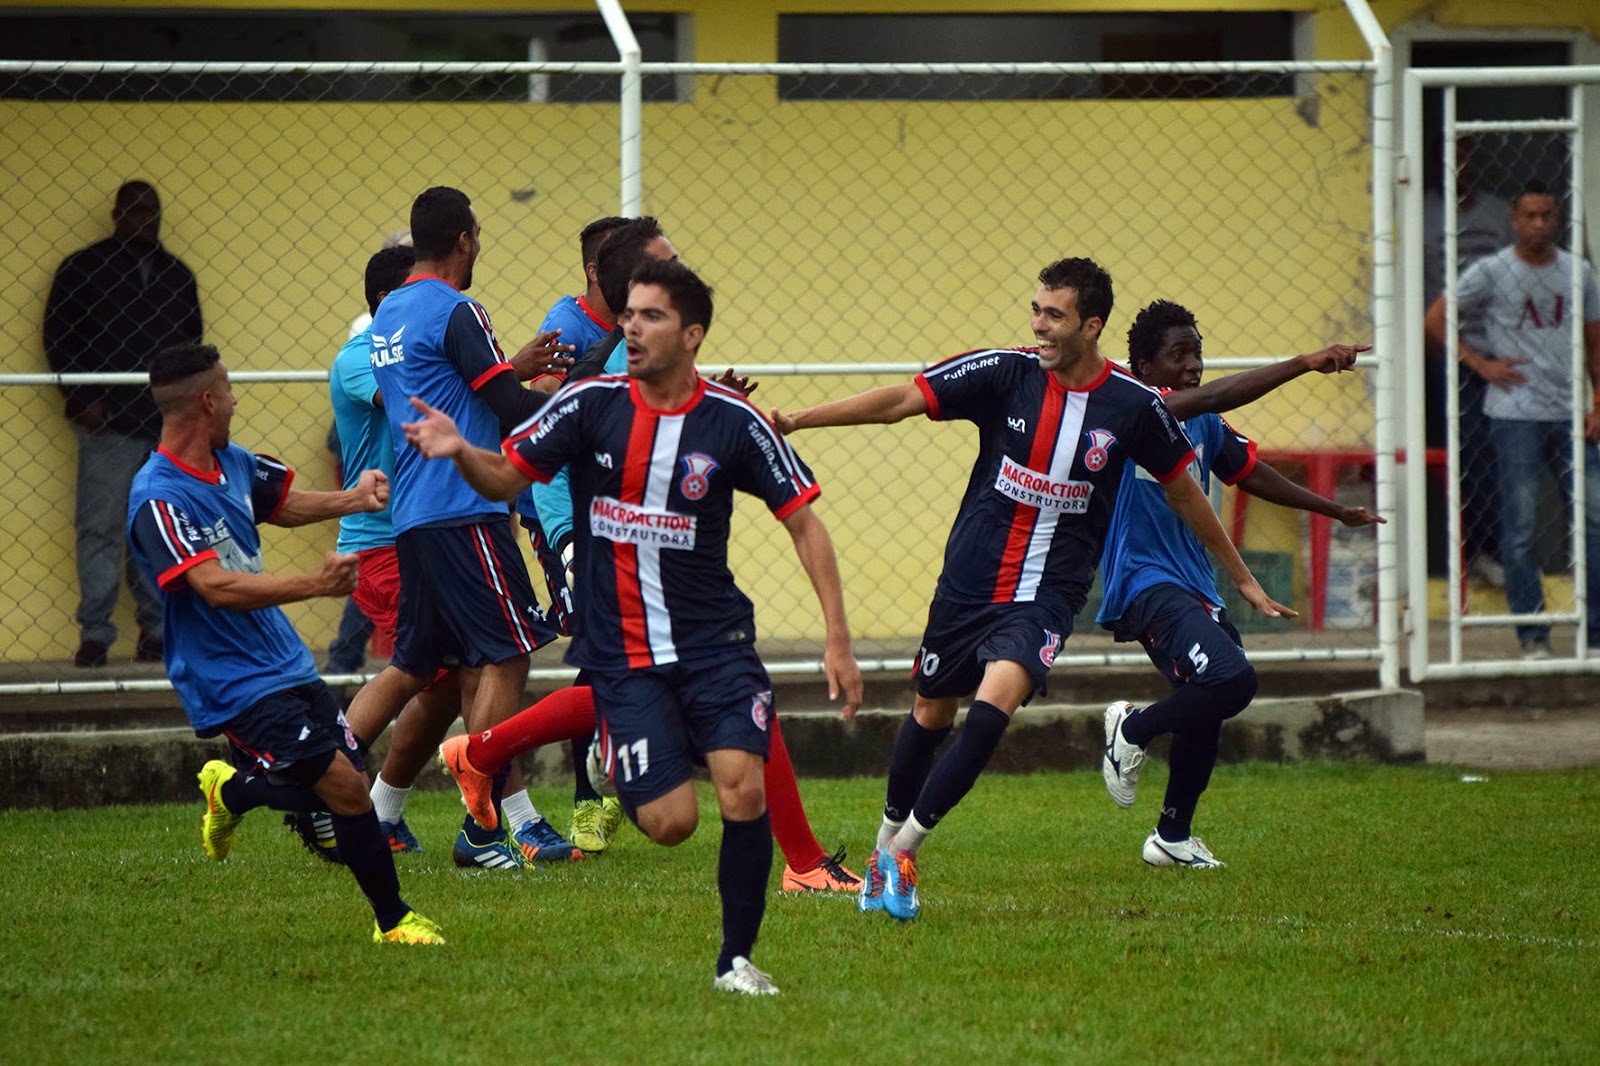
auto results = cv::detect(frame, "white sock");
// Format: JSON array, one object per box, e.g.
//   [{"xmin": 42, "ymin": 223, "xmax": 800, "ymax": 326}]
[
  {"xmin": 876, "ymin": 817, "xmax": 904, "ymax": 855},
  {"xmin": 890, "ymin": 813, "xmax": 934, "ymax": 857},
  {"xmin": 501, "ymin": 789, "xmax": 539, "ymax": 832},
  {"xmin": 370, "ymin": 774, "xmax": 411, "ymax": 825}
]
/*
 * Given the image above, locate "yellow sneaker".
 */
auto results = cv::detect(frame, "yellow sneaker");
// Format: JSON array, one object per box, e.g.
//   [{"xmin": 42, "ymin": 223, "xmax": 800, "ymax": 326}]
[
  {"xmin": 601, "ymin": 795, "xmax": 623, "ymax": 842},
  {"xmin": 374, "ymin": 910, "xmax": 447, "ymax": 946},
  {"xmin": 197, "ymin": 759, "xmax": 244, "ymax": 862},
  {"xmin": 569, "ymin": 799, "xmax": 608, "ymax": 853},
  {"xmin": 780, "ymin": 847, "xmax": 862, "ymax": 894}
]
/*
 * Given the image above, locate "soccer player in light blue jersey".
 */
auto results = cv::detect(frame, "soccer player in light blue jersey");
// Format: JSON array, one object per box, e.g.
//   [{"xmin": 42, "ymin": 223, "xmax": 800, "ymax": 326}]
[{"xmin": 1098, "ymin": 301, "xmax": 1379, "ymax": 868}]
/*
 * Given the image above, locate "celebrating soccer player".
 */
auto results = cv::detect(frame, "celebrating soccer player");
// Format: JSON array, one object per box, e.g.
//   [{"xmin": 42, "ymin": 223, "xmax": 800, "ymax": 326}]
[
  {"xmin": 407, "ymin": 257, "xmax": 863, "ymax": 995},
  {"xmin": 770, "ymin": 257, "xmax": 1293, "ymax": 920}
]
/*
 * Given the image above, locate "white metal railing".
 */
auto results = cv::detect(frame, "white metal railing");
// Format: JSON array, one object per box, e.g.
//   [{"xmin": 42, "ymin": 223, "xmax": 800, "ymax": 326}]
[{"xmin": 1402, "ymin": 65, "xmax": 1600, "ymax": 681}]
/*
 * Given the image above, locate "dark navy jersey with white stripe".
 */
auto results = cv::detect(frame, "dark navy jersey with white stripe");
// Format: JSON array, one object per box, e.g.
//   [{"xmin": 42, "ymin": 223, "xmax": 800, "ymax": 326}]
[
  {"xmin": 126, "ymin": 445, "xmax": 318, "ymax": 733},
  {"xmin": 370, "ymin": 275, "xmax": 516, "ymax": 534},
  {"xmin": 1097, "ymin": 403, "xmax": 1257, "ymax": 624},
  {"xmin": 504, "ymin": 374, "xmax": 820, "ymax": 672},
  {"xmin": 915, "ymin": 348, "xmax": 1195, "ymax": 618}
]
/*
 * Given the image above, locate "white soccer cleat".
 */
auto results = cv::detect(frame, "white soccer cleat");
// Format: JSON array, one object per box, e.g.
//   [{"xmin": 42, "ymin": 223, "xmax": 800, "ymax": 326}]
[
  {"xmin": 713, "ymin": 956, "xmax": 780, "ymax": 996},
  {"xmin": 584, "ymin": 736, "xmax": 616, "ymax": 798},
  {"xmin": 1142, "ymin": 831, "xmax": 1226, "ymax": 869},
  {"xmin": 1102, "ymin": 700, "xmax": 1145, "ymax": 808}
]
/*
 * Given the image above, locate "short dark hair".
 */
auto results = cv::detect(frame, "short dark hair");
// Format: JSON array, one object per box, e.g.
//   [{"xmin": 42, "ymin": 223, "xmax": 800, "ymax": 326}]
[
  {"xmin": 410, "ymin": 186, "xmax": 474, "ymax": 260},
  {"xmin": 148, "ymin": 342, "xmax": 221, "ymax": 387},
  {"xmin": 579, "ymin": 215, "xmax": 631, "ymax": 275},
  {"xmin": 1038, "ymin": 257, "xmax": 1113, "ymax": 326},
  {"xmin": 629, "ymin": 257, "xmax": 713, "ymax": 333},
  {"xmin": 595, "ymin": 216, "xmax": 666, "ymax": 318},
  {"xmin": 1513, "ymin": 179, "xmax": 1554, "ymax": 210},
  {"xmin": 116, "ymin": 180, "xmax": 156, "ymax": 207},
  {"xmin": 364, "ymin": 245, "xmax": 416, "ymax": 314},
  {"xmin": 1126, "ymin": 300, "xmax": 1200, "ymax": 377}
]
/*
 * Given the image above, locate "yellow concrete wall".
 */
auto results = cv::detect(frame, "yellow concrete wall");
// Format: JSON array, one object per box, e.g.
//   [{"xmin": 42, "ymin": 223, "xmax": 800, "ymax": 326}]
[{"xmin": 1, "ymin": 0, "xmax": 1589, "ymax": 662}]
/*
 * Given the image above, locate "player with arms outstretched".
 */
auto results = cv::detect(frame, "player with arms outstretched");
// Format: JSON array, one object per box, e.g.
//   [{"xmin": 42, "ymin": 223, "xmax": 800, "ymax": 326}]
[{"xmin": 772, "ymin": 257, "xmax": 1293, "ymax": 920}]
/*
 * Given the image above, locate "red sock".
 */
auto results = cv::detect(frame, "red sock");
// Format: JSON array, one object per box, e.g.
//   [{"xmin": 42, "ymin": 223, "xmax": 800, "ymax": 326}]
[
  {"xmin": 764, "ymin": 715, "xmax": 826, "ymax": 872},
  {"xmin": 467, "ymin": 686, "xmax": 596, "ymax": 772}
]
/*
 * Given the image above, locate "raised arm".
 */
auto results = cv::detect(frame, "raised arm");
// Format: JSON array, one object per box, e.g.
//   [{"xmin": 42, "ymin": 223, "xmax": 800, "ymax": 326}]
[
  {"xmin": 781, "ymin": 503, "xmax": 863, "ymax": 718},
  {"xmin": 1163, "ymin": 344, "xmax": 1368, "ymax": 421},
  {"xmin": 269, "ymin": 469, "xmax": 390, "ymax": 527},
  {"xmin": 404, "ymin": 397, "xmax": 531, "ymax": 502},
  {"xmin": 182, "ymin": 551, "xmax": 357, "ymax": 613},
  {"xmin": 1161, "ymin": 473, "xmax": 1296, "ymax": 618},
  {"xmin": 772, "ymin": 381, "xmax": 928, "ymax": 434},
  {"xmin": 1237, "ymin": 463, "xmax": 1384, "ymax": 527}
]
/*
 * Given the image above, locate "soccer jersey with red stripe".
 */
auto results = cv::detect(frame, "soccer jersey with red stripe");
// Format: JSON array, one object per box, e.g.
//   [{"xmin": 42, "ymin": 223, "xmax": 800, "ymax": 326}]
[
  {"xmin": 126, "ymin": 445, "xmax": 318, "ymax": 733},
  {"xmin": 370, "ymin": 276, "xmax": 516, "ymax": 534},
  {"xmin": 915, "ymin": 348, "xmax": 1195, "ymax": 618},
  {"xmin": 504, "ymin": 375, "xmax": 820, "ymax": 671}
]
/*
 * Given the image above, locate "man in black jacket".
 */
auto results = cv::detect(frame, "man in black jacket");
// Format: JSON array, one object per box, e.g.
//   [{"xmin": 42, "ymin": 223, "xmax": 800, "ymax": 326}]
[{"xmin": 44, "ymin": 180, "xmax": 203, "ymax": 667}]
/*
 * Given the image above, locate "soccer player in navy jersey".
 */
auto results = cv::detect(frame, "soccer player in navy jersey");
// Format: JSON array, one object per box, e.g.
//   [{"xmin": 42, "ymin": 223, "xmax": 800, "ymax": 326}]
[
  {"xmin": 126, "ymin": 342, "xmax": 443, "ymax": 945},
  {"xmin": 406, "ymin": 257, "xmax": 864, "ymax": 996},
  {"xmin": 1098, "ymin": 300, "xmax": 1378, "ymax": 867},
  {"xmin": 343, "ymin": 186, "xmax": 579, "ymax": 870},
  {"xmin": 772, "ymin": 257, "xmax": 1293, "ymax": 920}
]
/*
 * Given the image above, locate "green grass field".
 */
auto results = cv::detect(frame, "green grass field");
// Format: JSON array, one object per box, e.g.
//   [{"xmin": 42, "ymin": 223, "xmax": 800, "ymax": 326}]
[{"xmin": 3, "ymin": 761, "xmax": 1597, "ymax": 1065}]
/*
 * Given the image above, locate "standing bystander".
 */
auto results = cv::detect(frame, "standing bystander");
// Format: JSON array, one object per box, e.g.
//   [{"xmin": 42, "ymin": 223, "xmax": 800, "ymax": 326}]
[{"xmin": 45, "ymin": 180, "xmax": 202, "ymax": 667}]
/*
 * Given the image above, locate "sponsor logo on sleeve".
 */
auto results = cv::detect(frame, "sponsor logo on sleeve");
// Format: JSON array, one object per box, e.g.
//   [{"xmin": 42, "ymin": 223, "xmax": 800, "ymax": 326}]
[
  {"xmin": 994, "ymin": 456, "xmax": 1093, "ymax": 513},
  {"xmin": 589, "ymin": 496, "xmax": 697, "ymax": 550}
]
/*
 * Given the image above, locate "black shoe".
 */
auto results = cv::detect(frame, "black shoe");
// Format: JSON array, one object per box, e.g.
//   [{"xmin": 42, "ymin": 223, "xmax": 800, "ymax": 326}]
[
  {"xmin": 73, "ymin": 640, "xmax": 109, "ymax": 668},
  {"xmin": 134, "ymin": 631, "xmax": 164, "ymax": 663}
]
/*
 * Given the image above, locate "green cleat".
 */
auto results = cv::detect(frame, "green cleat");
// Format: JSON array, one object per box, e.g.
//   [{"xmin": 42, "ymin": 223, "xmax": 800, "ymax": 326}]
[
  {"xmin": 197, "ymin": 760, "xmax": 244, "ymax": 861},
  {"xmin": 569, "ymin": 799, "xmax": 608, "ymax": 853},
  {"xmin": 600, "ymin": 795, "xmax": 623, "ymax": 842},
  {"xmin": 374, "ymin": 910, "xmax": 447, "ymax": 946}
]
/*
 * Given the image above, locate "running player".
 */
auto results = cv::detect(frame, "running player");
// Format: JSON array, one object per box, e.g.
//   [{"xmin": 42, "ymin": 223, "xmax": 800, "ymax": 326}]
[
  {"xmin": 771, "ymin": 257, "xmax": 1293, "ymax": 920},
  {"xmin": 1099, "ymin": 300, "xmax": 1379, "ymax": 867},
  {"xmin": 345, "ymin": 186, "xmax": 575, "ymax": 869},
  {"xmin": 408, "ymin": 257, "xmax": 864, "ymax": 995},
  {"xmin": 126, "ymin": 341, "xmax": 443, "ymax": 945}
]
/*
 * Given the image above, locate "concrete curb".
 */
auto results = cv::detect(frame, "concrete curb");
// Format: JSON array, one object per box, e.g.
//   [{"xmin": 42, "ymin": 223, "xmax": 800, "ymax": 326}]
[{"xmin": 1, "ymin": 689, "xmax": 1421, "ymax": 810}]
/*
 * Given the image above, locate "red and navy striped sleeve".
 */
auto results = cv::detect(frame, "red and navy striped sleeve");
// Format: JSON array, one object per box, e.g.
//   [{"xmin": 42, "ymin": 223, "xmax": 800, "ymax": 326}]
[
  {"xmin": 503, "ymin": 378, "xmax": 595, "ymax": 484},
  {"xmin": 712, "ymin": 389, "xmax": 821, "ymax": 519},
  {"xmin": 249, "ymin": 454, "xmax": 294, "ymax": 522},
  {"xmin": 1212, "ymin": 416, "xmax": 1258, "ymax": 485},
  {"xmin": 129, "ymin": 498, "xmax": 218, "ymax": 589},
  {"xmin": 444, "ymin": 300, "xmax": 515, "ymax": 391},
  {"xmin": 1128, "ymin": 392, "xmax": 1197, "ymax": 485},
  {"xmin": 915, "ymin": 348, "xmax": 1028, "ymax": 423}
]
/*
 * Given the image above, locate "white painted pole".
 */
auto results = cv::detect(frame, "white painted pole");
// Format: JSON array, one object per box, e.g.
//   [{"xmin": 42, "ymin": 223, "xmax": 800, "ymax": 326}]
[{"xmin": 594, "ymin": 0, "xmax": 643, "ymax": 215}]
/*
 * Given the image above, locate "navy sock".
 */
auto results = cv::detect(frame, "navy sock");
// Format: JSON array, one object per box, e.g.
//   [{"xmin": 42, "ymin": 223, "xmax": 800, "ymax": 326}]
[
  {"xmin": 220, "ymin": 773, "xmax": 320, "ymax": 814},
  {"xmin": 884, "ymin": 713, "xmax": 953, "ymax": 823},
  {"xmin": 911, "ymin": 701, "xmax": 1010, "ymax": 830},
  {"xmin": 715, "ymin": 812, "xmax": 772, "ymax": 976},
  {"xmin": 571, "ymin": 735, "xmax": 602, "ymax": 803},
  {"xmin": 1122, "ymin": 668, "xmax": 1256, "ymax": 748},
  {"xmin": 1158, "ymin": 723, "xmax": 1222, "ymax": 842},
  {"xmin": 331, "ymin": 810, "xmax": 409, "ymax": 931}
]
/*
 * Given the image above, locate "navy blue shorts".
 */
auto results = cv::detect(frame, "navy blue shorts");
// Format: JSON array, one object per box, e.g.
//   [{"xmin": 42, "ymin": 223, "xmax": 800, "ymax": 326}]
[
  {"xmin": 589, "ymin": 649, "xmax": 774, "ymax": 812},
  {"xmin": 1108, "ymin": 582, "xmax": 1251, "ymax": 688},
  {"xmin": 912, "ymin": 595, "xmax": 1069, "ymax": 701},
  {"xmin": 392, "ymin": 518, "xmax": 558, "ymax": 677},
  {"xmin": 218, "ymin": 680, "xmax": 362, "ymax": 788}
]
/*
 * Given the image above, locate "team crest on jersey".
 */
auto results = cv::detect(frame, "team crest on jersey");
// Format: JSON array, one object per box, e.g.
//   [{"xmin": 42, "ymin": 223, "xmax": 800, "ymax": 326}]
[
  {"xmin": 1083, "ymin": 429, "xmax": 1117, "ymax": 471},
  {"xmin": 1039, "ymin": 628, "xmax": 1062, "ymax": 668},
  {"xmin": 679, "ymin": 452, "xmax": 719, "ymax": 501},
  {"xmin": 751, "ymin": 690, "xmax": 773, "ymax": 731}
]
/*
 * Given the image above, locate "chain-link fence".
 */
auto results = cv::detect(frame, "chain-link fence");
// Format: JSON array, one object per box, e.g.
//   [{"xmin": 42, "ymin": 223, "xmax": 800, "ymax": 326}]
[
  {"xmin": 1405, "ymin": 66, "xmax": 1599, "ymax": 679},
  {"xmin": 0, "ymin": 57, "xmax": 1385, "ymax": 691}
]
